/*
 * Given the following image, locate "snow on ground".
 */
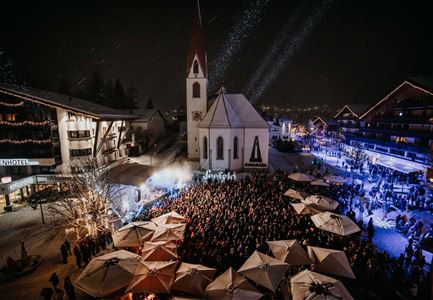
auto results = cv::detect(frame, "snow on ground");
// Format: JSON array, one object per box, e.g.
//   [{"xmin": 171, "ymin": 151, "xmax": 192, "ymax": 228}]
[{"xmin": 0, "ymin": 205, "xmax": 92, "ymax": 299}]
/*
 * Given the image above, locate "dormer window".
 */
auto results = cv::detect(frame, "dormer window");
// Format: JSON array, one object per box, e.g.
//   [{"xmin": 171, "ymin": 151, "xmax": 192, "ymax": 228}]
[{"xmin": 193, "ymin": 61, "xmax": 199, "ymax": 74}]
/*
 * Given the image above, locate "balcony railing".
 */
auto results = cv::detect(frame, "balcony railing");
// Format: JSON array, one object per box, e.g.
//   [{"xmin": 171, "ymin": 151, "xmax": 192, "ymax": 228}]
[{"xmin": 344, "ymin": 134, "xmax": 429, "ymax": 153}]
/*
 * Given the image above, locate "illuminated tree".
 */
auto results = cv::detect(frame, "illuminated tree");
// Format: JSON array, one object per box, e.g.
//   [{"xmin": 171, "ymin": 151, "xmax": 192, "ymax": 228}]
[{"xmin": 48, "ymin": 159, "xmax": 116, "ymax": 239}]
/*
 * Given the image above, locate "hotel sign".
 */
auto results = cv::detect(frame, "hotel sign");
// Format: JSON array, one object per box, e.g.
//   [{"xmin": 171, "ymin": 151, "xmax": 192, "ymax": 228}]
[{"xmin": 0, "ymin": 159, "xmax": 40, "ymax": 166}]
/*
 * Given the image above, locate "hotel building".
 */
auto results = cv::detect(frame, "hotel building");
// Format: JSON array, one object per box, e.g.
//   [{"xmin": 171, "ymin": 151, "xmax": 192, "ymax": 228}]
[
  {"xmin": 0, "ymin": 84, "xmax": 137, "ymax": 211},
  {"xmin": 338, "ymin": 77, "xmax": 433, "ymax": 176}
]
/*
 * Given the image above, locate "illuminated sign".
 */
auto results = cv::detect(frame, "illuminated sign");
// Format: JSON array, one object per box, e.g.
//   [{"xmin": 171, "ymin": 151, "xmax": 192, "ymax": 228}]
[
  {"xmin": 202, "ymin": 170, "xmax": 236, "ymax": 182},
  {"xmin": 1, "ymin": 176, "xmax": 12, "ymax": 184},
  {"xmin": 0, "ymin": 159, "xmax": 40, "ymax": 166}
]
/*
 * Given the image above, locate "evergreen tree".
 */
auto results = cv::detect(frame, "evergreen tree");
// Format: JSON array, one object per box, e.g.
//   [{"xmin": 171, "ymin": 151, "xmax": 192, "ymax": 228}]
[
  {"xmin": 146, "ymin": 97, "xmax": 154, "ymax": 109},
  {"xmin": 86, "ymin": 70, "xmax": 104, "ymax": 104},
  {"xmin": 112, "ymin": 78, "xmax": 126, "ymax": 108},
  {"xmin": 125, "ymin": 86, "xmax": 138, "ymax": 109},
  {"xmin": 102, "ymin": 79, "xmax": 114, "ymax": 105}
]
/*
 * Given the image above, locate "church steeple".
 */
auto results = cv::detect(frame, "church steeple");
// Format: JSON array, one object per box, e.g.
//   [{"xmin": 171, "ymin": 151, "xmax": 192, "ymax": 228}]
[
  {"xmin": 186, "ymin": 0, "xmax": 208, "ymax": 160},
  {"xmin": 187, "ymin": 0, "xmax": 206, "ymax": 76}
]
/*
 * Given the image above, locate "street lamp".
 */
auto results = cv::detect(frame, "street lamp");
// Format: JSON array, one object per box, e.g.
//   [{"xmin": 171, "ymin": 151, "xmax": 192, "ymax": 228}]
[{"xmin": 35, "ymin": 175, "xmax": 45, "ymax": 224}]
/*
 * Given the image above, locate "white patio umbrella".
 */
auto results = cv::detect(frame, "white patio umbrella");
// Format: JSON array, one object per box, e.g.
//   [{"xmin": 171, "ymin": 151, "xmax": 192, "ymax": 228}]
[
  {"xmin": 284, "ymin": 188, "xmax": 309, "ymax": 201},
  {"xmin": 288, "ymin": 173, "xmax": 313, "ymax": 182},
  {"xmin": 206, "ymin": 267, "xmax": 262, "ymax": 300},
  {"xmin": 290, "ymin": 203, "xmax": 322, "ymax": 215},
  {"xmin": 126, "ymin": 260, "xmax": 177, "ymax": 294},
  {"xmin": 172, "ymin": 262, "xmax": 217, "ymax": 296},
  {"xmin": 307, "ymin": 246, "xmax": 356, "ymax": 279},
  {"xmin": 151, "ymin": 223, "xmax": 186, "ymax": 242},
  {"xmin": 291, "ymin": 269, "xmax": 353, "ymax": 300},
  {"xmin": 151, "ymin": 211, "xmax": 187, "ymax": 225},
  {"xmin": 267, "ymin": 240, "xmax": 312, "ymax": 265},
  {"xmin": 310, "ymin": 180, "xmax": 330, "ymax": 187},
  {"xmin": 76, "ymin": 250, "xmax": 141, "ymax": 298},
  {"xmin": 141, "ymin": 240, "xmax": 178, "ymax": 261},
  {"xmin": 113, "ymin": 221, "xmax": 157, "ymax": 247},
  {"xmin": 324, "ymin": 174, "xmax": 347, "ymax": 184},
  {"xmin": 311, "ymin": 212, "xmax": 360, "ymax": 236},
  {"xmin": 238, "ymin": 250, "xmax": 289, "ymax": 292},
  {"xmin": 303, "ymin": 195, "xmax": 339, "ymax": 211}
]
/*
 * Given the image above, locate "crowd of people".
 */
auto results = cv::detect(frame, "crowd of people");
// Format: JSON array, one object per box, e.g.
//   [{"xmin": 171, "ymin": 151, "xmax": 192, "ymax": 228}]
[
  {"xmin": 41, "ymin": 273, "xmax": 75, "ymax": 300},
  {"xmin": 137, "ymin": 170, "xmax": 430, "ymax": 299},
  {"xmin": 44, "ymin": 232, "xmax": 113, "ymax": 299}
]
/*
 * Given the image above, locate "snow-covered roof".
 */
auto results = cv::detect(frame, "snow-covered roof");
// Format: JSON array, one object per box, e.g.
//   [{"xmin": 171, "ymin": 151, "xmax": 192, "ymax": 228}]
[
  {"xmin": 0, "ymin": 83, "xmax": 138, "ymax": 121},
  {"xmin": 199, "ymin": 91, "xmax": 269, "ymax": 128}
]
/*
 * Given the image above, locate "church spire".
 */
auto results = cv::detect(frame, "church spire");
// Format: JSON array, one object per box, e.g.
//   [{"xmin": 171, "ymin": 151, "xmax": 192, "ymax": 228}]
[{"xmin": 187, "ymin": 0, "xmax": 206, "ymax": 76}]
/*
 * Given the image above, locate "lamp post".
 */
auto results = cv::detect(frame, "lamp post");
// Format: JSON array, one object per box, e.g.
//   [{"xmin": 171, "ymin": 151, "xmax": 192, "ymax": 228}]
[{"xmin": 35, "ymin": 175, "xmax": 45, "ymax": 224}]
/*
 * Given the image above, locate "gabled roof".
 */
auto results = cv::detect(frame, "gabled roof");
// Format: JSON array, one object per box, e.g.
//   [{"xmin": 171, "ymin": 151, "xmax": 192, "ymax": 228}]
[
  {"xmin": 186, "ymin": 0, "xmax": 206, "ymax": 76},
  {"xmin": 360, "ymin": 77, "xmax": 433, "ymax": 119},
  {"xmin": 313, "ymin": 117, "xmax": 338, "ymax": 126},
  {"xmin": 0, "ymin": 83, "xmax": 138, "ymax": 121},
  {"xmin": 407, "ymin": 76, "xmax": 433, "ymax": 93},
  {"xmin": 199, "ymin": 90, "xmax": 269, "ymax": 128},
  {"xmin": 334, "ymin": 104, "xmax": 369, "ymax": 119},
  {"xmin": 124, "ymin": 109, "xmax": 165, "ymax": 122}
]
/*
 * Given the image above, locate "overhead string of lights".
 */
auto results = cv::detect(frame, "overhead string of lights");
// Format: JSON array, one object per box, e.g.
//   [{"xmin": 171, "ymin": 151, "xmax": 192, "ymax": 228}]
[
  {"xmin": 0, "ymin": 101, "xmax": 24, "ymax": 107},
  {"xmin": 0, "ymin": 120, "xmax": 50, "ymax": 126},
  {"xmin": 0, "ymin": 138, "xmax": 52, "ymax": 144}
]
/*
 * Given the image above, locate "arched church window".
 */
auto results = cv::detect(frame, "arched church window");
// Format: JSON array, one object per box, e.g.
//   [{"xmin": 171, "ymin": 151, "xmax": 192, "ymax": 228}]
[
  {"xmin": 203, "ymin": 136, "xmax": 208, "ymax": 159},
  {"xmin": 233, "ymin": 136, "xmax": 238, "ymax": 159},
  {"xmin": 193, "ymin": 82, "xmax": 200, "ymax": 98},
  {"xmin": 216, "ymin": 136, "xmax": 224, "ymax": 160},
  {"xmin": 193, "ymin": 61, "xmax": 199, "ymax": 74}
]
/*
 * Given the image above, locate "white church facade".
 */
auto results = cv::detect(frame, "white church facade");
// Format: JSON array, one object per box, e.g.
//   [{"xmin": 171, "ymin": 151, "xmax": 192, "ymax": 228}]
[{"xmin": 186, "ymin": 0, "xmax": 269, "ymax": 171}]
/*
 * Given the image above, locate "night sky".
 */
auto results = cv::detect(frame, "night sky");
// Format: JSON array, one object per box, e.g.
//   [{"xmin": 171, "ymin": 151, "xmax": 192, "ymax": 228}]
[{"xmin": 1, "ymin": 0, "xmax": 432, "ymax": 111}]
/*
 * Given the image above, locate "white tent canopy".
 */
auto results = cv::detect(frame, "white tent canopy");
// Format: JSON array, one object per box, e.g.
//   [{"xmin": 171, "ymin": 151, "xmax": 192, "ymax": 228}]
[
  {"xmin": 303, "ymin": 195, "xmax": 339, "ymax": 211},
  {"xmin": 311, "ymin": 212, "xmax": 360, "ymax": 236},
  {"xmin": 291, "ymin": 269, "xmax": 353, "ymax": 300},
  {"xmin": 284, "ymin": 188, "xmax": 309, "ymax": 201},
  {"xmin": 288, "ymin": 173, "xmax": 313, "ymax": 182},
  {"xmin": 76, "ymin": 250, "xmax": 141, "ymax": 298},
  {"xmin": 151, "ymin": 211, "xmax": 187, "ymax": 225},
  {"xmin": 308, "ymin": 246, "xmax": 356, "ymax": 279},
  {"xmin": 113, "ymin": 221, "xmax": 157, "ymax": 248},
  {"xmin": 267, "ymin": 240, "xmax": 312, "ymax": 265},
  {"xmin": 238, "ymin": 251, "xmax": 289, "ymax": 292}
]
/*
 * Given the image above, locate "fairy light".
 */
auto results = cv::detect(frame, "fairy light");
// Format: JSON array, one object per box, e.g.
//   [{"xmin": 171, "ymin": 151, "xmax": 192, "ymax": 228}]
[
  {"xmin": 0, "ymin": 120, "xmax": 50, "ymax": 126},
  {"xmin": 0, "ymin": 88, "xmax": 100, "ymax": 120},
  {"xmin": 0, "ymin": 101, "xmax": 24, "ymax": 107},
  {"xmin": 0, "ymin": 138, "xmax": 51, "ymax": 144}
]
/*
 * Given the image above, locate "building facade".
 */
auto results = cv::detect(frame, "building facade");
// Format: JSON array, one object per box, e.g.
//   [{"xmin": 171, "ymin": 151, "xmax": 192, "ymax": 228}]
[
  {"xmin": 0, "ymin": 84, "xmax": 137, "ymax": 211},
  {"xmin": 198, "ymin": 90, "xmax": 269, "ymax": 171},
  {"xmin": 342, "ymin": 78, "xmax": 433, "ymax": 175}
]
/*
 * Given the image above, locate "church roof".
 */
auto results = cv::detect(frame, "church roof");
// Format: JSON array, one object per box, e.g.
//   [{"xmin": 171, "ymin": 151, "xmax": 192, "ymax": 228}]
[
  {"xmin": 199, "ymin": 91, "xmax": 269, "ymax": 128},
  {"xmin": 186, "ymin": 0, "xmax": 206, "ymax": 76}
]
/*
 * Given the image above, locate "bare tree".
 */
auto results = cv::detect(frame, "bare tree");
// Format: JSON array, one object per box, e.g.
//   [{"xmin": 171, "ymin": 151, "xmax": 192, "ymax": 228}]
[
  {"xmin": 48, "ymin": 159, "xmax": 116, "ymax": 239},
  {"xmin": 347, "ymin": 147, "xmax": 369, "ymax": 171}
]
